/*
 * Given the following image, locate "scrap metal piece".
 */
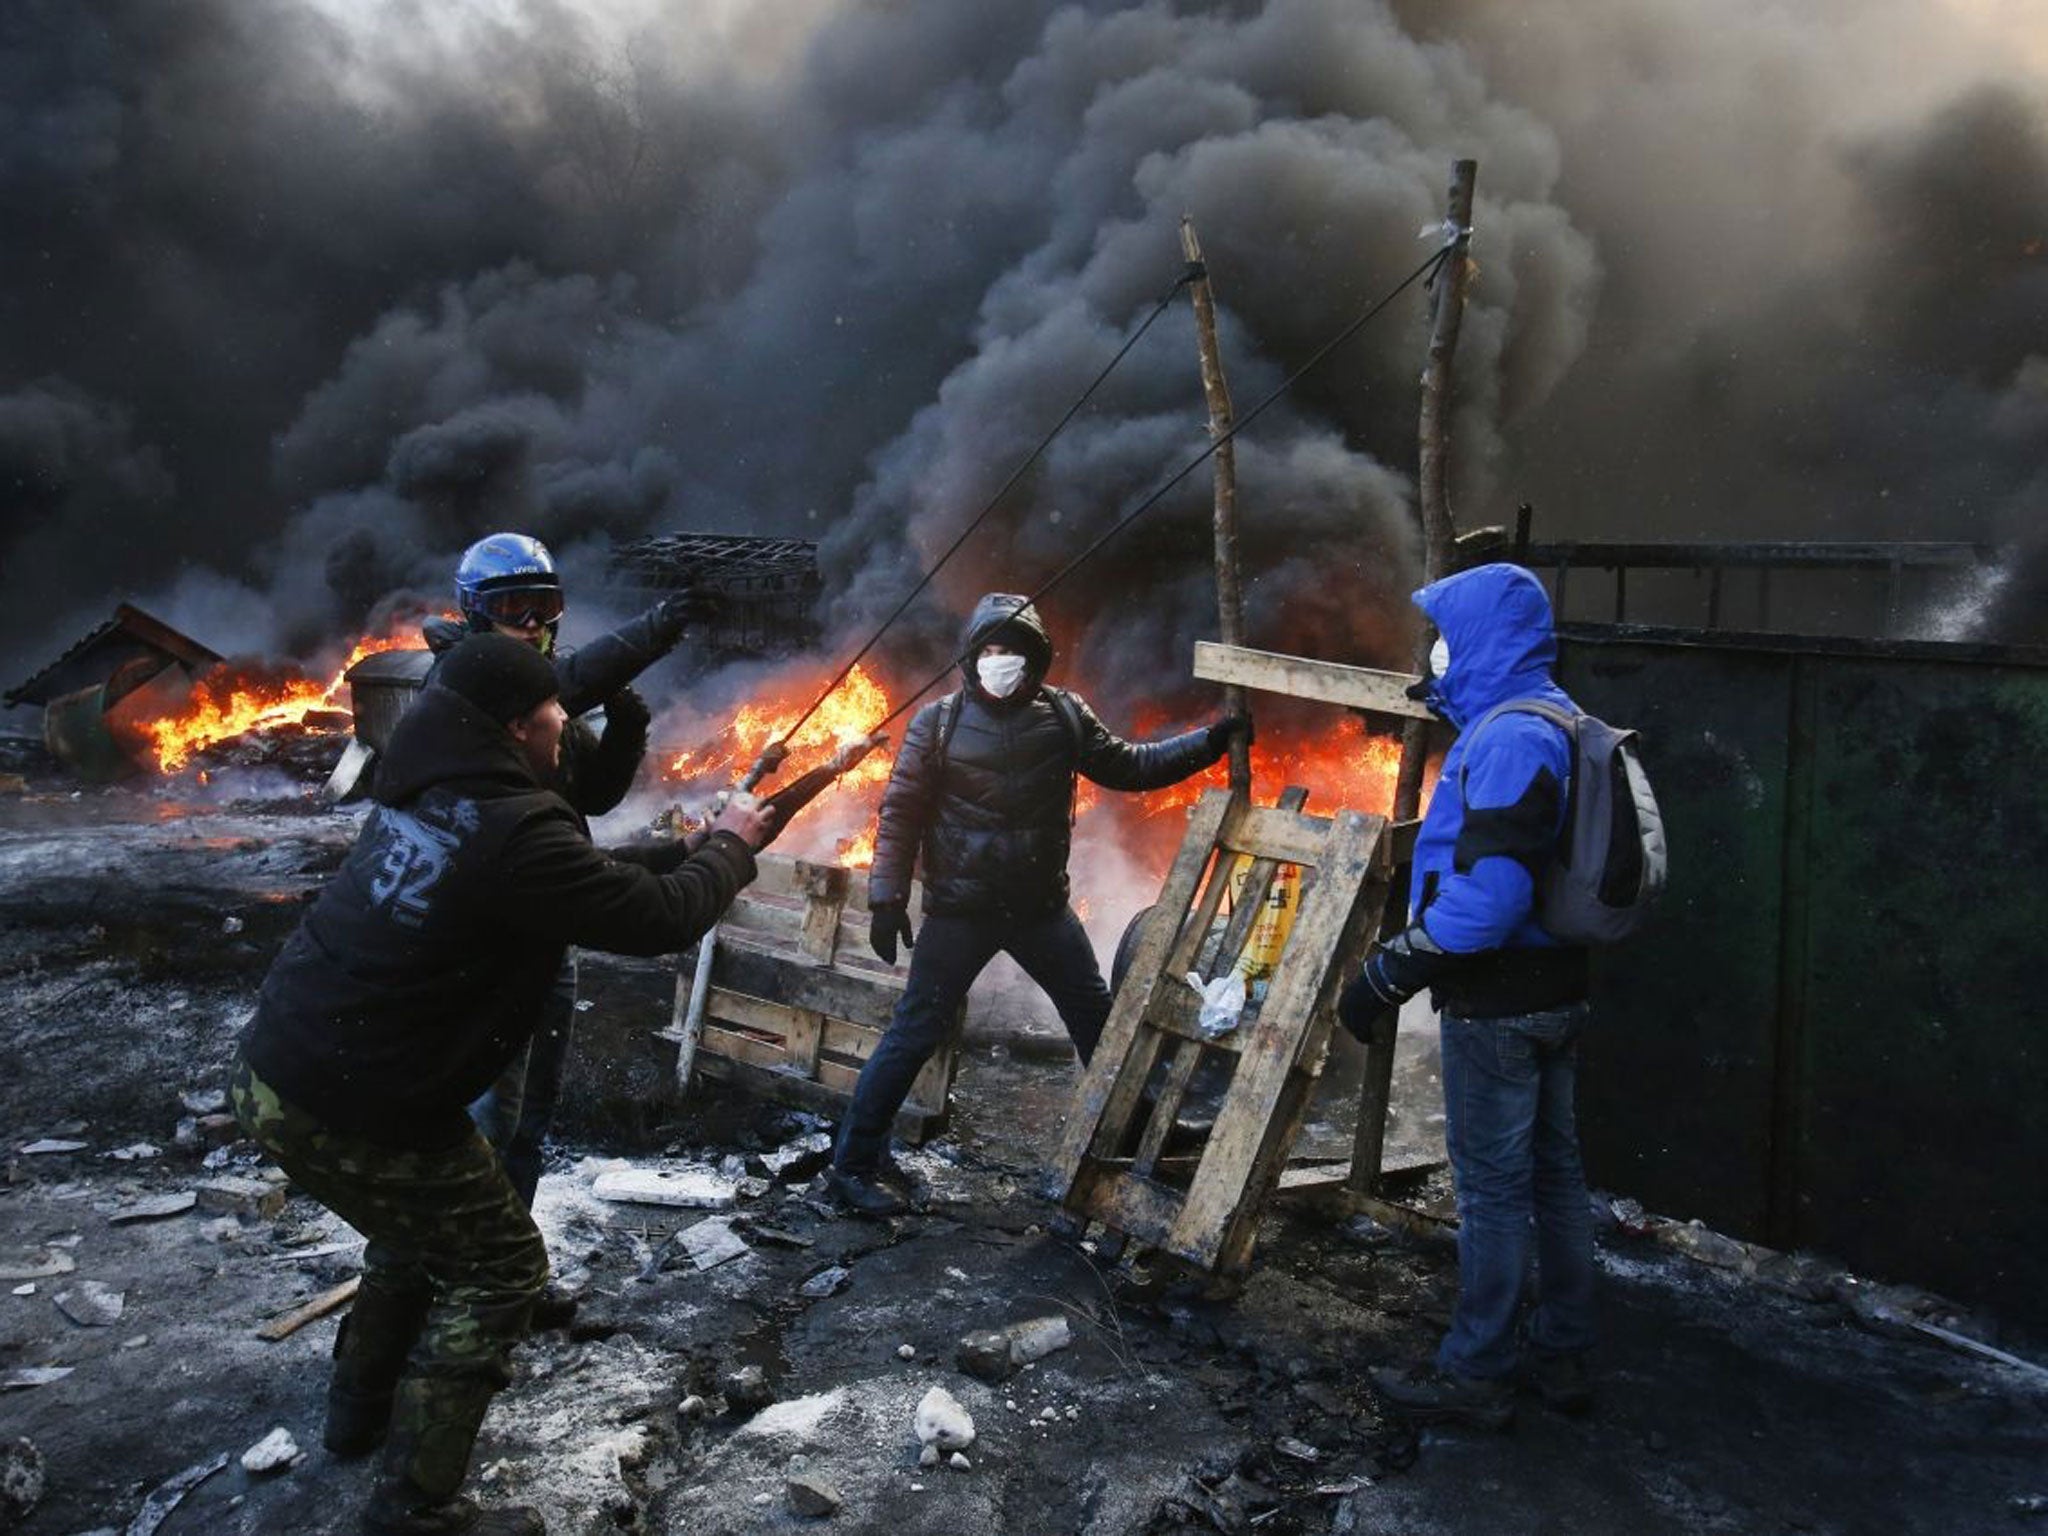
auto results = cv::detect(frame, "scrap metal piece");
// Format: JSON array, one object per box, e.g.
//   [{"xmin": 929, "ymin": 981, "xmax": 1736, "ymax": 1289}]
[{"xmin": 124, "ymin": 1451, "xmax": 230, "ymax": 1536}]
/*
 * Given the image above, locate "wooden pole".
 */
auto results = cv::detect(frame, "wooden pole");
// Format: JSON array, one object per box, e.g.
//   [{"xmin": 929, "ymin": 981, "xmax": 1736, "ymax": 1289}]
[
  {"xmin": 1179, "ymin": 216, "xmax": 1252, "ymax": 797},
  {"xmin": 1391, "ymin": 160, "xmax": 1477, "ymax": 825}
]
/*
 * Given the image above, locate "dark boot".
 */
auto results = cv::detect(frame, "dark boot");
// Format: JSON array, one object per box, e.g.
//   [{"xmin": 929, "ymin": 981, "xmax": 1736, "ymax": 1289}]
[
  {"xmin": 826, "ymin": 1166, "xmax": 908, "ymax": 1218},
  {"xmin": 327, "ymin": 1282, "xmax": 432, "ymax": 1458},
  {"xmin": 1369, "ymin": 1362, "xmax": 1515, "ymax": 1430},
  {"xmin": 361, "ymin": 1493, "xmax": 545, "ymax": 1535},
  {"xmin": 527, "ymin": 1281, "xmax": 578, "ymax": 1332}
]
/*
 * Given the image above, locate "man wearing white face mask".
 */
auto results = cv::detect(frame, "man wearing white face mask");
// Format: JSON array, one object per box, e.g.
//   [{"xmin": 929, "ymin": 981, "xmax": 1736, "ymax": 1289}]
[{"xmin": 828, "ymin": 592, "xmax": 1249, "ymax": 1215}]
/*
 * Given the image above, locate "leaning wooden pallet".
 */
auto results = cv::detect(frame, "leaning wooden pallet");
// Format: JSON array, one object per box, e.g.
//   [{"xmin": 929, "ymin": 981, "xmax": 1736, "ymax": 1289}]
[
  {"xmin": 1047, "ymin": 785, "xmax": 1392, "ymax": 1279},
  {"xmin": 1046, "ymin": 643, "xmax": 1436, "ymax": 1280},
  {"xmin": 659, "ymin": 854, "xmax": 962, "ymax": 1142}
]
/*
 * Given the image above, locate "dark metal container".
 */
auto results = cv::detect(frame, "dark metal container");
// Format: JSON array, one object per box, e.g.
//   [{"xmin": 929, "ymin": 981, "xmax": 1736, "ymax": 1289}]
[
  {"xmin": 345, "ymin": 648, "xmax": 436, "ymax": 753},
  {"xmin": 1555, "ymin": 623, "xmax": 2048, "ymax": 1323}
]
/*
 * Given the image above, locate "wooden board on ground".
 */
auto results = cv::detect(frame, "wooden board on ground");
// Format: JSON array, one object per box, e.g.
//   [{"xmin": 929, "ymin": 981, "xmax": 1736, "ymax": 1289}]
[
  {"xmin": 1048, "ymin": 787, "xmax": 1394, "ymax": 1279},
  {"xmin": 658, "ymin": 854, "xmax": 961, "ymax": 1142}
]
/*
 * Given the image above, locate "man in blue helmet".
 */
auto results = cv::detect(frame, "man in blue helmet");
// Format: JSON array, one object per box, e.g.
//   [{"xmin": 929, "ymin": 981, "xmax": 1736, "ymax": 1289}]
[
  {"xmin": 1336, "ymin": 562, "xmax": 1597, "ymax": 1431},
  {"xmin": 426, "ymin": 533, "xmax": 717, "ymax": 1320}
]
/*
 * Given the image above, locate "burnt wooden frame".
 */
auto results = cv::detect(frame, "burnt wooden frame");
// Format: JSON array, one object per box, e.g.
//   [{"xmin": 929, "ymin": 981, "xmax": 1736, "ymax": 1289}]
[
  {"xmin": 660, "ymin": 855, "xmax": 960, "ymax": 1141},
  {"xmin": 1048, "ymin": 787, "xmax": 1393, "ymax": 1277}
]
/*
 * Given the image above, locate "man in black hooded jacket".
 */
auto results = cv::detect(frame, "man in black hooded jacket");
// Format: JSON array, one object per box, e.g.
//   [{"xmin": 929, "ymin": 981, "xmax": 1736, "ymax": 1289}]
[
  {"xmin": 827, "ymin": 593, "xmax": 1247, "ymax": 1216},
  {"xmin": 233, "ymin": 633, "xmax": 773, "ymax": 1536}
]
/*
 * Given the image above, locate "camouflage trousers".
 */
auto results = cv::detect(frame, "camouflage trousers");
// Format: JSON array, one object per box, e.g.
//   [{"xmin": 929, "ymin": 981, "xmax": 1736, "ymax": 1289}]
[{"xmin": 230, "ymin": 1054, "xmax": 548, "ymax": 1507}]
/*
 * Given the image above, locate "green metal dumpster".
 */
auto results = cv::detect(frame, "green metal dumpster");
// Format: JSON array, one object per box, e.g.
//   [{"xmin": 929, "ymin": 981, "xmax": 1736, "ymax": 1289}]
[{"xmin": 1556, "ymin": 624, "xmax": 2048, "ymax": 1323}]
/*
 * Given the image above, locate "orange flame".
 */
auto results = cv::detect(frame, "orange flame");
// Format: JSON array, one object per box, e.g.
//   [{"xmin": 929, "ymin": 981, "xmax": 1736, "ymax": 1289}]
[{"xmin": 138, "ymin": 632, "xmax": 420, "ymax": 772}]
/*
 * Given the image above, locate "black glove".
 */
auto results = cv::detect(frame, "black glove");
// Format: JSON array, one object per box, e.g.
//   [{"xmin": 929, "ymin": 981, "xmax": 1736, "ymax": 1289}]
[
  {"xmin": 1336, "ymin": 925, "xmax": 1453, "ymax": 1044},
  {"xmin": 650, "ymin": 590, "xmax": 726, "ymax": 647},
  {"xmin": 600, "ymin": 686, "xmax": 650, "ymax": 741},
  {"xmin": 1206, "ymin": 712, "xmax": 1254, "ymax": 757},
  {"xmin": 869, "ymin": 901, "xmax": 915, "ymax": 966}
]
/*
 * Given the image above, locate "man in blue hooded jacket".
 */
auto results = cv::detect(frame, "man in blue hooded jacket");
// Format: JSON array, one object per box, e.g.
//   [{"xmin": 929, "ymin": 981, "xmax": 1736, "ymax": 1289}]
[{"xmin": 1337, "ymin": 562, "xmax": 1597, "ymax": 1430}]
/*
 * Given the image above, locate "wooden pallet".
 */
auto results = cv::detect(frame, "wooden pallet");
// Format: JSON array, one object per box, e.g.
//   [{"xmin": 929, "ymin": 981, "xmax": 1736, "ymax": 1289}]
[
  {"xmin": 1048, "ymin": 786, "xmax": 1393, "ymax": 1278},
  {"xmin": 657, "ymin": 855, "xmax": 962, "ymax": 1142}
]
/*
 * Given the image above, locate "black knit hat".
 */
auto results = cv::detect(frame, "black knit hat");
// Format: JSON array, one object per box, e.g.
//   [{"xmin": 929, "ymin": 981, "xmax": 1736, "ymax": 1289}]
[{"xmin": 435, "ymin": 632, "xmax": 560, "ymax": 725}]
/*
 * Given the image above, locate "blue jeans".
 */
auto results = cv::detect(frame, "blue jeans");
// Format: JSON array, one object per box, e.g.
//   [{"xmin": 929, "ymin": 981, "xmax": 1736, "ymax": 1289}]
[
  {"xmin": 835, "ymin": 906, "xmax": 1109, "ymax": 1174},
  {"xmin": 1437, "ymin": 1002, "xmax": 1597, "ymax": 1380},
  {"xmin": 468, "ymin": 956, "xmax": 578, "ymax": 1210}
]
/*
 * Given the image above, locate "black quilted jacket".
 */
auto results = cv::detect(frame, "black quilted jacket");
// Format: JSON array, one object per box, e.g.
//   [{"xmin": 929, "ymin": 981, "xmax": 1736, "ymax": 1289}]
[{"xmin": 869, "ymin": 594, "xmax": 1220, "ymax": 917}]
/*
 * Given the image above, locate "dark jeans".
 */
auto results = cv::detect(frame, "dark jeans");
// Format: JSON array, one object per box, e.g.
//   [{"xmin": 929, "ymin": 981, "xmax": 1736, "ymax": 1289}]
[
  {"xmin": 835, "ymin": 905, "xmax": 1109, "ymax": 1174},
  {"xmin": 468, "ymin": 955, "xmax": 577, "ymax": 1208},
  {"xmin": 1437, "ymin": 1003, "xmax": 1598, "ymax": 1380},
  {"xmin": 231, "ymin": 1056, "xmax": 547, "ymax": 1505}
]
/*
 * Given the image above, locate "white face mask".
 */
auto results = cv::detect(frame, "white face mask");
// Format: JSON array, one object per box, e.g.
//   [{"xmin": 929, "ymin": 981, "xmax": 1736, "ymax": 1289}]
[
  {"xmin": 1429, "ymin": 636, "xmax": 1452, "ymax": 679},
  {"xmin": 977, "ymin": 652, "xmax": 1029, "ymax": 699}
]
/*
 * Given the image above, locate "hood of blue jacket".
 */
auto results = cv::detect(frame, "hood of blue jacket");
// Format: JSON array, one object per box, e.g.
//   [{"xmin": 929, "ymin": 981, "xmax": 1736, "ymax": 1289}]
[{"xmin": 1413, "ymin": 563, "xmax": 1558, "ymax": 729}]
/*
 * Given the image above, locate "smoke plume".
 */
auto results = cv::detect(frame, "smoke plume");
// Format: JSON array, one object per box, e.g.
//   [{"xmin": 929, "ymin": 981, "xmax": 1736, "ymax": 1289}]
[{"xmin": 3, "ymin": 0, "xmax": 2044, "ymax": 715}]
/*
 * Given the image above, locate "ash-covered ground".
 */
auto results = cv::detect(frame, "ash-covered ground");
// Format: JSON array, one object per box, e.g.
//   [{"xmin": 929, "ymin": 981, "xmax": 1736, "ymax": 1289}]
[{"xmin": 0, "ymin": 763, "xmax": 2043, "ymax": 1536}]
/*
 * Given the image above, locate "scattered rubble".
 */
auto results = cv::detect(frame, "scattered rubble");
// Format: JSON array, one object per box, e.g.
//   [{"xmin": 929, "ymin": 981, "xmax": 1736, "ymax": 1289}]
[
  {"xmin": 800, "ymin": 1265, "xmax": 850, "ymax": 1298},
  {"xmin": 239, "ymin": 1427, "xmax": 301, "ymax": 1474},
  {"xmin": 677, "ymin": 1217, "xmax": 751, "ymax": 1272},
  {"xmin": 785, "ymin": 1471, "xmax": 845, "ymax": 1518},
  {"xmin": 724, "ymin": 1364, "xmax": 777, "ymax": 1417},
  {"xmin": 957, "ymin": 1313, "xmax": 1073, "ymax": 1382},
  {"xmin": 54, "ymin": 1280, "xmax": 125, "ymax": 1327},
  {"xmin": 758, "ymin": 1132, "xmax": 835, "ymax": 1182},
  {"xmin": 1, "ymin": 1437, "xmax": 45, "ymax": 1528},
  {"xmin": 0, "ymin": 1247, "xmax": 76, "ymax": 1282},
  {"xmin": 108, "ymin": 1191, "xmax": 198, "ymax": 1225},
  {"xmin": 0, "ymin": 1368, "xmax": 73, "ymax": 1391},
  {"xmin": 591, "ymin": 1165, "xmax": 737, "ymax": 1209},
  {"xmin": 18, "ymin": 1140, "xmax": 88, "ymax": 1156},
  {"xmin": 914, "ymin": 1386, "xmax": 975, "ymax": 1453},
  {"xmin": 126, "ymin": 1452, "xmax": 229, "ymax": 1536}
]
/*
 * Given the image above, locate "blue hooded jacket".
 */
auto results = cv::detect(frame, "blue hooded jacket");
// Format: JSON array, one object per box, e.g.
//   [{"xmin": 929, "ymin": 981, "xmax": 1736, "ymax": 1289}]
[{"xmin": 1407, "ymin": 565, "xmax": 1585, "ymax": 1004}]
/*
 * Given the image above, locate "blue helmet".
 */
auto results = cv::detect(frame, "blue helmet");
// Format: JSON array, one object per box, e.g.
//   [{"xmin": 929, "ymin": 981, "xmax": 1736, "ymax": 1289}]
[{"xmin": 455, "ymin": 533, "xmax": 564, "ymax": 649}]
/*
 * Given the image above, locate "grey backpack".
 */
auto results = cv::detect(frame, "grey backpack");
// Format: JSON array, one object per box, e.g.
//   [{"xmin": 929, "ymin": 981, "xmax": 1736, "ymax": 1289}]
[{"xmin": 1469, "ymin": 699, "xmax": 1668, "ymax": 944}]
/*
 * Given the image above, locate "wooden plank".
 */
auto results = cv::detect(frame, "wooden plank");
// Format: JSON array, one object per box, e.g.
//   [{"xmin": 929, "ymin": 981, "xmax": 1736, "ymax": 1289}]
[
  {"xmin": 1071, "ymin": 1168, "xmax": 1183, "ymax": 1249},
  {"xmin": 699, "ymin": 1021, "xmax": 791, "ymax": 1073},
  {"xmin": 1217, "ymin": 804, "xmax": 1332, "ymax": 869},
  {"xmin": 257, "ymin": 1275, "xmax": 360, "ymax": 1341},
  {"xmin": 781, "ymin": 1007, "xmax": 824, "ymax": 1075},
  {"xmin": 1164, "ymin": 805, "xmax": 1242, "ymax": 976},
  {"xmin": 1193, "ymin": 641, "xmax": 1431, "ymax": 722},
  {"xmin": 1167, "ymin": 811, "xmax": 1385, "ymax": 1270},
  {"xmin": 1050, "ymin": 790, "xmax": 1237, "ymax": 1195},
  {"xmin": 1132, "ymin": 1038, "xmax": 1205, "ymax": 1178},
  {"xmin": 1377, "ymin": 818, "xmax": 1421, "ymax": 874},
  {"xmin": 686, "ymin": 939, "xmax": 904, "ymax": 1031},
  {"xmin": 795, "ymin": 860, "xmax": 849, "ymax": 963}
]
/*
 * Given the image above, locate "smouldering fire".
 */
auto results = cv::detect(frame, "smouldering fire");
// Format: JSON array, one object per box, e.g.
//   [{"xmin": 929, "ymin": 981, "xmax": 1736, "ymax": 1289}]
[
  {"xmin": 664, "ymin": 662, "xmax": 895, "ymax": 864},
  {"xmin": 139, "ymin": 633, "xmax": 420, "ymax": 772}
]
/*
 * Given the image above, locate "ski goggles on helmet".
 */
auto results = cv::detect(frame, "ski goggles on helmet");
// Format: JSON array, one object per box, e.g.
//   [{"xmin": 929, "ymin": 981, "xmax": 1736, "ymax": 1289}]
[{"xmin": 473, "ymin": 584, "xmax": 565, "ymax": 629}]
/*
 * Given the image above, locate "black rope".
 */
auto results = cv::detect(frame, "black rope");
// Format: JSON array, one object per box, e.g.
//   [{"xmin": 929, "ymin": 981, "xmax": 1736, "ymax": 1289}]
[
  {"xmin": 768, "ymin": 260, "xmax": 1205, "ymax": 750},
  {"xmin": 868, "ymin": 238, "xmax": 1458, "ymax": 735}
]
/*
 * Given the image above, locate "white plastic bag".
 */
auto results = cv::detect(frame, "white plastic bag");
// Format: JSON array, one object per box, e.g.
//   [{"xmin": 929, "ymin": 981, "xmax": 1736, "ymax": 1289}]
[{"xmin": 1186, "ymin": 971, "xmax": 1247, "ymax": 1038}]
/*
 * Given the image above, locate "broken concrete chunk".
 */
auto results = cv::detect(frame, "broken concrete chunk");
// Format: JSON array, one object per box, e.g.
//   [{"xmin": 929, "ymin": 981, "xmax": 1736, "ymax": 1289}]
[
  {"xmin": 747, "ymin": 1224, "xmax": 814, "ymax": 1251},
  {"xmin": 724, "ymin": 1364, "xmax": 776, "ymax": 1416},
  {"xmin": 55, "ymin": 1281, "xmax": 125, "ymax": 1327},
  {"xmin": 677, "ymin": 1395, "xmax": 711, "ymax": 1420},
  {"xmin": 109, "ymin": 1191, "xmax": 198, "ymax": 1225},
  {"xmin": 737, "ymin": 1176, "xmax": 772, "ymax": 1200},
  {"xmin": 105, "ymin": 1141, "xmax": 162, "ymax": 1161},
  {"xmin": 786, "ymin": 1474, "xmax": 843, "ymax": 1519},
  {"xmin": 958, "ymin": 1313, "xmax": 1073, "ymax": 1381},
  {"xmin": 196, "ymin": 1114, "xmax": 242, "ymax": 1147},
  {"xmin": 957, "ymin": 1331, "xmax": 1013, "ymax": 1382},
  {"xmin": 9, "ymin": 1284, "xmax": 32, "ymax": 1297},
  {"xmin": 679, "ymin": 1218, "xmax": 751, "ymax": 1272},
  {"xmin": 592, "ymin": 1167, "xmax": 737, "ymax": 1210},
  {"xmin": 18, "ymin": 1140, "xmax": 87, "ymax": 1156},
  {"xmin": 0, "ymin": 1368, "xmax": 73, "ymax": 1391},
  {"xmin": 897, "ymin": 1343, "xmax": 917, "ymax": 1360},
  {"xmin": 759, "ymin": 1132, "xmax": 834, "ymax": 1182},
  {"xmin": 919, "ymin": 1445, "xmax": 940, "ymax": 1469},
  {"xmin": 195, "ymin": 1176, "xmax": 286, "ymax": 1220},
  {"xmin": 0, "ymin": 1248, "xmax": 76, "ymax": 1283},
  {"xmin": 180, "ymin": 1088, "xmax": 230, "ymax": 1117},
  {"xmin": 1275, "ymin": 1437, "xmax": 1320, "ymax": 1463},
  {"xmin": 1006, "ymin": 1314, "xmax": 1072, "ymax": 1365},
  {"xmin": 799, "ymin": 1265, "xmax": 849, "ymax": 1299},
  {"xmin": 239, "ymin": 1427, "xmax": 300, "ymax": 1473},
  {"xmin": 736, "ymin": 1390, "xmax": 848, "ymax": 1445},
  {"xmin": 948, "ymin": 1452, "xmax": 971, "ymax": 1471},
  {"xmin": 914, "ymin": 1385, "xmax": 975, "ymax": 1452},
  {"xmin": 2, "ymin": 1437, "xmax": 46, "ymax": 1528}
]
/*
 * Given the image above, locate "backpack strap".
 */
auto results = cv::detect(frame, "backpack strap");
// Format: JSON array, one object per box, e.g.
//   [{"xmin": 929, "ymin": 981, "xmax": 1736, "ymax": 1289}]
[
  {"xmin": 1459, "ymin": 697, "xmax": 1581, "ymax": 833},
  {"xmin": 1042, "ymin": 686, "xmax": 1087, "ymax": 759},
  {"xmin": 931, "ymin": 691, "xmax": 964, "ymax": 776}
]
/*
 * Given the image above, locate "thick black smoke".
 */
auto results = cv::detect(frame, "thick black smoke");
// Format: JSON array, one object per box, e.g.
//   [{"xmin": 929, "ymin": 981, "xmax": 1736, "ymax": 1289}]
[{"xmin": 3, "ymin": 0, "xmax": 2044, "ymax": 716}]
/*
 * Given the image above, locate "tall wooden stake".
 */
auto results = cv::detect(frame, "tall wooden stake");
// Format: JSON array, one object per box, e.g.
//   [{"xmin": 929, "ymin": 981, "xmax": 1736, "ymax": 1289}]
[
  {"xmin": 1392, "ymin": 160, "xmax": 1477, "ymax": 824},
  {"xmin": 1180, "ymin": 216, "xmax": 1251, "ymax": 797}
]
